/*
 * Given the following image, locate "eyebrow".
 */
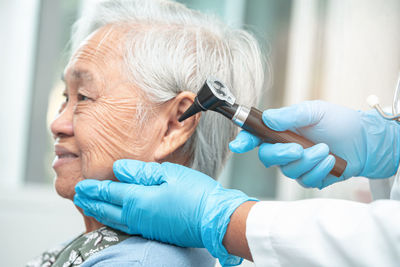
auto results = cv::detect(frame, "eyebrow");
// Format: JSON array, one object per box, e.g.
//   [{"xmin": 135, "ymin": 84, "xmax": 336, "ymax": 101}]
[
  {"xmin": 61, "ymin": 69, "xmax": 93, "ymax": 83},
  {"xmin": 72, "ymin": 69, "xmax": 93, "ymax": 81}
]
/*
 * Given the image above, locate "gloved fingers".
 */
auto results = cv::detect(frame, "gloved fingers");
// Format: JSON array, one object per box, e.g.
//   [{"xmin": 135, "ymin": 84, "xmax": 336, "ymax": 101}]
[
  {"xmin": 74, "ymin": 194, "xmax": 124, "ymax": 226},
  {"xmin": 296, "ymin": 155, "xmax": 335, "ymax": 188},
  {"xmin": 280, "ymin": 143, "xmax": 330, "ymax": 179},
  {"xmin": 258, "ymin": 143, "xmax": 304, "ymax": 167},
  {"xmin": 229, "ymin": 130, "xmax": 261, "ymax": 153},
  {"xmin": 262, "ymin": 101, "xmax": 322, "ymax": 131},
  {"xmin": 319, "ymin": 174, "xmax": 343, "ymax": 189},
  {"xmin": 75, "ymin": 179, "xmax": 130, "ymax": 206},
  {"xmin": 113, "ymin": 159, "xmax": 166, "ymax": 185}
]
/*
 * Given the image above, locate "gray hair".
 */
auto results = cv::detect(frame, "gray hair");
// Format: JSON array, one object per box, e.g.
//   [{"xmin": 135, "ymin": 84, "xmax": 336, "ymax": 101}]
[{"xmin": 70, "ymin": 0, "xmax": 266, "ymax": 178}]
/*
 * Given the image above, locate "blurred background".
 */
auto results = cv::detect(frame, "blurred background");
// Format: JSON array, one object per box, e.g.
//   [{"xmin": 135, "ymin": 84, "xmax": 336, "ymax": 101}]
[{"xmin": 0, "ymin": 0, "xmax": 399, "ymax": 266}]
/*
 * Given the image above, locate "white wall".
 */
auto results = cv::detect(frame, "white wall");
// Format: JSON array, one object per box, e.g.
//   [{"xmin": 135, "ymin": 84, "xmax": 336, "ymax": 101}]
[
  {"xmin": 0, "ymin": 185, "xmax": 83, "ymax": 266},
  {"xmin": 0, "ymin": 0, "xmax": 40, "ymax": 187},
  {"xmin": 322, "ymin": 0, "xmax": 400, "ymax": 109}
]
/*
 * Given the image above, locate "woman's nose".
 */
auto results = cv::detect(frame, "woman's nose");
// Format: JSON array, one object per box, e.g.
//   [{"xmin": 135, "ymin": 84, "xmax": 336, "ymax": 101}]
[{"xmin": 50, "ymin": 107, "xmax": 74, "ymax": 138}]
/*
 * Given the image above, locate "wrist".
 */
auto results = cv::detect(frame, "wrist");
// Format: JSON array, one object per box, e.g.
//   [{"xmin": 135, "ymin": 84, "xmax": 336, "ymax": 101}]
[
  {"xmin": 201, "ymin": 188, "xmax": 257, "ymax": 266},
  {"xmin": 223, "ymin": 201, "xmax": 258, "ymax": 261}
]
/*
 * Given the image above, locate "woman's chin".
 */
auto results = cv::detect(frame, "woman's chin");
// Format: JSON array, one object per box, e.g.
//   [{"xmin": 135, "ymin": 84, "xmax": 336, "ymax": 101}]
[
  {"xmin": 54, "ymin": 175, "xmax": 82, "ymax": 200},
  {"xmin": 52, "ymin": 158, "xmax": 83, "ymax": 200}
]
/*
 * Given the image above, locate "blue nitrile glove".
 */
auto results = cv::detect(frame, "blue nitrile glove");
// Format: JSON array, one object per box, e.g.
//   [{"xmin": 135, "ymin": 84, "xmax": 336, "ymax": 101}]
[
  {"xmin": 229, "ymin": 100, "xmax": 400, "ymax": 189},
  {"xmin": 74, "ymin": 159, "xmax": 257, "ymax": 267}
]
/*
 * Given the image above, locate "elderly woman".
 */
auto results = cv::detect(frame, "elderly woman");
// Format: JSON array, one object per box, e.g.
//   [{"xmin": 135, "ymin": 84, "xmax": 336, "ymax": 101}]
[{"xmin": 27, "ymin": 0, "xmax": 264, "ymax": 266}]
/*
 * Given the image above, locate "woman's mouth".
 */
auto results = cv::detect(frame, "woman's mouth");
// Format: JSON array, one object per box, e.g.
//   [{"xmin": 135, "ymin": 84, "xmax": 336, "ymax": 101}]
[
  {"xmin": 53, "ymin": 145, "xmax": 79, "ymax": 168},
  {"xmin": 58, "ymin": 154, "xmax": 78, "ymax": 159}
]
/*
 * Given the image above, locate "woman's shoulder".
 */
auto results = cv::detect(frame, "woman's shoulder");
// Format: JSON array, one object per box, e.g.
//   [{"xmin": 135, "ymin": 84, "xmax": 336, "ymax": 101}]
[
  {"xmin": 80, "ymin": 235, "xmax": 216, "ymax": 267},
  {"xmin": 27, "ymin": 227, "xmax": 216, "ymax": 267}
]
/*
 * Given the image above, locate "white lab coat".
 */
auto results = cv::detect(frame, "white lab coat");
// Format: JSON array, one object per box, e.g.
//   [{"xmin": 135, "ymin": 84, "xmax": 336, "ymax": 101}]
[{"xmin": 246, "ymin": 171, "xmax": 400, "ymax": 267}]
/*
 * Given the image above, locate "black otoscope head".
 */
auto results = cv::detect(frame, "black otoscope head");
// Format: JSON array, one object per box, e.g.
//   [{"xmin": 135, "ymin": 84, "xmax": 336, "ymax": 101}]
[{"xmin": 178, "ymin": 77, "xmax": 237, "ymax": 122}]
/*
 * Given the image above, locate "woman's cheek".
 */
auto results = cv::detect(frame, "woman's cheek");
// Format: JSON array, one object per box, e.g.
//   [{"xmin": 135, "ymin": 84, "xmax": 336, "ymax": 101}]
[{"xmin": 73, "ymin": 99, "xmax": 155, "ymax": 179}]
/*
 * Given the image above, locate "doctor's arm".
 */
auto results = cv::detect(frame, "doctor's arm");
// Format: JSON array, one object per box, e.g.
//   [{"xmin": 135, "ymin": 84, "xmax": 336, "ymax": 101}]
[
  {"xmin": 225, "ymin": 198, "xmax": 400, "ymax": 267},
  {"xmin": 222, "ymin": 201, "xmax": 256, "ymax": 261}
]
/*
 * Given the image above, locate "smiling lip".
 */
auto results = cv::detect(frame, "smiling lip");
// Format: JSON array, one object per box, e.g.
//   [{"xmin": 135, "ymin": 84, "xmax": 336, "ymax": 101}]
[{"xmin": 53, "ymin": 145, "xmax": 79, "ymax": 168}]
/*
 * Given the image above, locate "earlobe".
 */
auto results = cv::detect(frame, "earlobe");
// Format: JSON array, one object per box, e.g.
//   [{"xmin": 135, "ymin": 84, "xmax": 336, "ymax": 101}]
[{"xmin": 154, "ymin": 92, "xmax": 201, "ymax": 163}]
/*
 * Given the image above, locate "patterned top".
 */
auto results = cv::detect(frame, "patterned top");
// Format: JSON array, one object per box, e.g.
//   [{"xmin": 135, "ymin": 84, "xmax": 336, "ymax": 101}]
[{"xmin": 26, "ymin": 227, "xmax": 130, "ymax": 267}]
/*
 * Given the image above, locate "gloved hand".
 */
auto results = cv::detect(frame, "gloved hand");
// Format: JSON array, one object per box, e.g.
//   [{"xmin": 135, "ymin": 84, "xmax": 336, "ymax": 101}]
[
  {"xmin": 229, "ymin": 100, "xmax": 400, "ymax": 189},
  {"xmin": 74, "ymin": 159, "xmax": 257, "ymax": 267}
]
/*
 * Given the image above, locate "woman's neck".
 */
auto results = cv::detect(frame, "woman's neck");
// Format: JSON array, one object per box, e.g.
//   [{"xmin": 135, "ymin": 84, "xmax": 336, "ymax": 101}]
[
  {"xmin": 84, "ymin": 216, "xmax": 104, "ymax": 232},
  {"xmin": 76, "ymin": 206, "xmax": 104, "ymax": 233}
]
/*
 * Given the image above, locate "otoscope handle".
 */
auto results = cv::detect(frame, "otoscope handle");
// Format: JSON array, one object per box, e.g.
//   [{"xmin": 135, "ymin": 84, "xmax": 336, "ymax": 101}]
[{"xmin": 242, "ymin": 107, "xmax": 347, "ymax": 177}]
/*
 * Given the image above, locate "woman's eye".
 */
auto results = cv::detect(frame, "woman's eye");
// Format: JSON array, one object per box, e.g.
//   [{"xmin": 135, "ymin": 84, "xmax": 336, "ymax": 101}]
[
  {"xmin": 63, "ymin": 93, "xmax": 69, "ymax": 103},
  {"xmin": 77, "ymin": 93, "xmax": 91, "ymax": 101}
]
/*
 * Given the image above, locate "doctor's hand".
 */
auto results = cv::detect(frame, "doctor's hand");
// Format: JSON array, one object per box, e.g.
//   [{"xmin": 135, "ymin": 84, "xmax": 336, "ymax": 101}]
[
  {"xmin": 74, "ymin": 159, "xmax": 256, "ymax": 267},
  {"xmin": 229, "ymin": 100, "xmax": 400, "ymax": 189}
]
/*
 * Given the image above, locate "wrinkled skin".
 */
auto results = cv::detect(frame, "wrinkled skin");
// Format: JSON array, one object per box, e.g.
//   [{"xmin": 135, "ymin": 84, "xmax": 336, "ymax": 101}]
[{"xmin": 50, "ymin": 24, "xmax": 200, "ymax": 231}]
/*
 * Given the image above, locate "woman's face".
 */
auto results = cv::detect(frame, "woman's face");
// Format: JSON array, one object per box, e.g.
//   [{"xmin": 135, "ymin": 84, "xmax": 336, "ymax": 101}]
[{"xmin": 51, "ymin": 25, "xmax": 162, "ymax": 199}]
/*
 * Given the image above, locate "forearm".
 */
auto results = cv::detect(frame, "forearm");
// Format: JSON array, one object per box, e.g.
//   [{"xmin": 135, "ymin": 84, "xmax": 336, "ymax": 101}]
[{"xmin": 222, "ymin": 201, "xmax": 257, "ymax": 261}]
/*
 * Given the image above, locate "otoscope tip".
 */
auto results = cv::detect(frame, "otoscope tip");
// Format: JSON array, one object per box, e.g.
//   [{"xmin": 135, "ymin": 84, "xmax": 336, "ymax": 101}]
[{"xmin": 178, "ymin": 99, "xmax": 202, "ymax": 122}]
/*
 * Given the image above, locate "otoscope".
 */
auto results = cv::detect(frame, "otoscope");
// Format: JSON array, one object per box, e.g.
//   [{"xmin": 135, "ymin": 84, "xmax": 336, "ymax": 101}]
[{"xmin": 178, "ymin": 77, "xmax": 347, "ymax": 177}]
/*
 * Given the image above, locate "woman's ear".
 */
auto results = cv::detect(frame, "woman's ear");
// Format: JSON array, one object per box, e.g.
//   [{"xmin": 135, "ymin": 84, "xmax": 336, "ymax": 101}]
[{"xmin": 153, "ymin": 91, "xmax": 201, "ymax": 162}]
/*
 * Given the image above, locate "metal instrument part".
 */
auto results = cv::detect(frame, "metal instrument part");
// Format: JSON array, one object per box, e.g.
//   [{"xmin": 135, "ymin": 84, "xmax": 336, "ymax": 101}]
[{"xmin": 367, "ymin": 73, "xmax": 400, "ymax": 122}]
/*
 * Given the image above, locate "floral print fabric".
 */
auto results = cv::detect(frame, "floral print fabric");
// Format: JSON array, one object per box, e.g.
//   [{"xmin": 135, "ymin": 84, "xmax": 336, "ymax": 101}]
[{"xmin": 26, "ymin": 227, "xmax": 130, "ymax": 267}]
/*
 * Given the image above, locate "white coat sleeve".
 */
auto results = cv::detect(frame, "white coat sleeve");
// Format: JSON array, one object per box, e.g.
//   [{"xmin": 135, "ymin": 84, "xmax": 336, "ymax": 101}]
[{"xmin": 246, "ymin": 199, "xmax": 400, "ymax": 267}]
